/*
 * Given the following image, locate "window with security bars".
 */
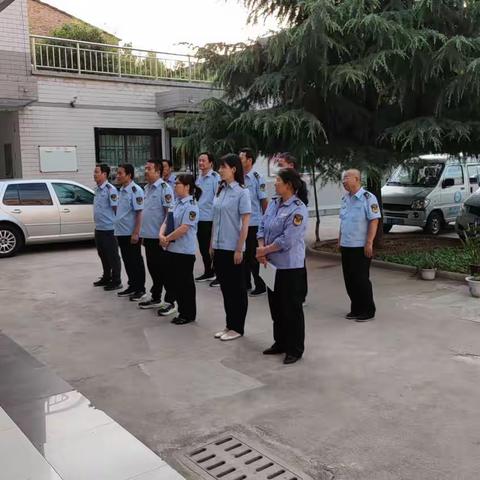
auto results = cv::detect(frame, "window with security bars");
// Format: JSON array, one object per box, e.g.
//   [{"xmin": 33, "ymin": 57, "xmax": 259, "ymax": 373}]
[{"xmin": 94, "ymin": 128, "xmax": 162, "ymax": 183}]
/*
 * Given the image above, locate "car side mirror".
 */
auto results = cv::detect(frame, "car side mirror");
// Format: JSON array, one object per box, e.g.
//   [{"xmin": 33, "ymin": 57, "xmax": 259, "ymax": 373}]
[{"xmin": 442, "ymin": 178, "xmax": 455, "ymax": 188}]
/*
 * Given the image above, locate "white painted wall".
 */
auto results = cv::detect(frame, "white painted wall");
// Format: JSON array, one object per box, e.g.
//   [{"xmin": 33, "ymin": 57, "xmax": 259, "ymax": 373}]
[
  {"xmin": 0, "ymin": 0, "xmax": 29, "ymax": 53},
  {"xmin": 18, "ymin": 76, "xmax": 168, "ymax": 187}
]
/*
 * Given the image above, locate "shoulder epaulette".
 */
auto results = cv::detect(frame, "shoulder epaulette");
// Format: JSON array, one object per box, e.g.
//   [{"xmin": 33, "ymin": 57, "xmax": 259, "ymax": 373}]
[
  {"xmin": 253, "ymin": 171, "xmax": 260, "ymax": 180},
  {"xmin": 364, "ymin": 191, "xmax": 371, "ymax": 198},
  {"xmin": 106, "ymin": 183, "xmax": 112, "ymax": 189},
  {"xmin": 294, "ymin": 199, "xmax": 301, "ymax": 206},
  {"xmin": 240, "ymin": 184, "xmax": 246, "ymax": 189},
  {"xmin": 132, "ymin": 185, "xmax": 137, "ymax": 193}
]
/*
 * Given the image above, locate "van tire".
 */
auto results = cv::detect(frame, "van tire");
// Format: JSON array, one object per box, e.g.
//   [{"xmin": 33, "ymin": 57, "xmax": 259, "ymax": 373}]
[
  {"xmin": 424, "ymin": 211, "xmax": 444, "ymax": 235},
  {"xmin": 383, "ymin": 224, "xmax": 393, "ymax": 234},
  {"xmin": 0, "ymin": 223, "xmax": 24, "ymax": 258}
]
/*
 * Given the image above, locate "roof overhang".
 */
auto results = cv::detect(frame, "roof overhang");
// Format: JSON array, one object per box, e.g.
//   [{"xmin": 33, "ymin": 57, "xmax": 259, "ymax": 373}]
[{"xmin": 156, "ymin": 86, "xmax": 222, "ymax": 114}]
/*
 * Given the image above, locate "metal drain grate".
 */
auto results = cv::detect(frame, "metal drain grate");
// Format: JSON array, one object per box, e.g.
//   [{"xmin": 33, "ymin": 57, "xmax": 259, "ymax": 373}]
[{"xmin": 180, "ymin": 434, "xmax": 307, "ymax": 480}]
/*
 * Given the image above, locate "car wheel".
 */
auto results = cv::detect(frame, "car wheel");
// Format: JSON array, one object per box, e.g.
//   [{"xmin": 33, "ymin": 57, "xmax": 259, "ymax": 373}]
[
  {"xmin": 0, "ymin": 224, "xmax": 24, "ymax": 258},
  {"xmin": 383, "ymin": 224, "xmax": 393, "ymax": 234},
  {"xmin": 424, "ymin": 211, "xmax": 443, "ymax": 235}
]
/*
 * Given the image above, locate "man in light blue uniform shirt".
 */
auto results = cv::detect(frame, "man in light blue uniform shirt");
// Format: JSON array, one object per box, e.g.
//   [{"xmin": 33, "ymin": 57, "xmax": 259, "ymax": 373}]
[
  {"xmin": 114, "ymin": 163, "xmax": 146, "ymax": 301},
  {"xmin": 339, "ymin": 169, "xmax": 381, "ymax": 322},
  {"xmin": 93, "ymin": 163, "xmax": 122, "ymax": 291},
  {"xmin": 240, "ymin": 147, "xmax": 268, "ymax": 296},
  {"xmin": 138, "ymin": 159, "xmax": 174, "ymax": 310},
  {"xmin": 162, "ymin": 159, "xmax": 176, "ymax": 195},
  {"xmin": 195, "ymin": 152, "xmax": 221, "ymax": 283}
]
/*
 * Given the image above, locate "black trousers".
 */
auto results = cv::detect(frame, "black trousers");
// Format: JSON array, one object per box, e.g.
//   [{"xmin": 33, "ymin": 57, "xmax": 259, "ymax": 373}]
[
  {"xmin": 164, "ymin": 251, "xmax": 196, "ymax": 321},
  {"xmin": 197, "ymin": 221, "xmax": 214, "ymax": 276},
  {"xmin": 116, "ymin": 235, "xmax": 145, "ymax": 292},
  {"xmin": 341, "ymin": 247, "xmax": 376, "ymax": 316},
  {"xmin": 267, "ymin": 268, "xmax": 306, "ymax": 358},
  {"xmin": 244, "ymin": 226, "xmax": 266, "ymax": 290},
  {"xmin": 143, "ymin": 239, "xmax": 174, "ymax": 303},
  {"xmin": 213, "ymin": 249, "xmax": 248, "ymax": 335},
  {"xmin": 95, "ymin": 230, "xmax": 121, "ymax": 284}
]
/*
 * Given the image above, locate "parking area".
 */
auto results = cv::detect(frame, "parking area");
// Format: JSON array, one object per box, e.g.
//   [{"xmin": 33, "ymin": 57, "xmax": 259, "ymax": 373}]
[{"xmin": 1, "ymin": 219, "xmax": 480, "ymax": 479}]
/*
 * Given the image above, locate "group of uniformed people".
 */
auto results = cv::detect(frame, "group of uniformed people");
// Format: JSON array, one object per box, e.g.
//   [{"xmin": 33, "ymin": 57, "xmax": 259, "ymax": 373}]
[{"xmin": 93, "ymin": 152, "xmax": 381, "ymax": 366}]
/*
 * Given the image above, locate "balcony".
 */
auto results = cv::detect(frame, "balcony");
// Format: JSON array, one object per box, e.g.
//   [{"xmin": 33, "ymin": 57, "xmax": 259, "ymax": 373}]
[{"xmin": 30, "ymin": 35, "xmax": 212, "ymax": 84}]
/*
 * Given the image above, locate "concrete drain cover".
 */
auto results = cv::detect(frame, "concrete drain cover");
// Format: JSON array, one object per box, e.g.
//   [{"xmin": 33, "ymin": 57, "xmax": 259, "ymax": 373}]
[{"xmin": 180, "ymin": 434, "xmax": 309, "ymax": 480}]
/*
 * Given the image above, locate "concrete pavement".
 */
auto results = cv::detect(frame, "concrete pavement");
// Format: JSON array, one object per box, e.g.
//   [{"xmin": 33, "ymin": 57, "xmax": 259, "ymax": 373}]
[{"xmin": 0, "ymin": 223, "xmax": 479, "ymax": 479}]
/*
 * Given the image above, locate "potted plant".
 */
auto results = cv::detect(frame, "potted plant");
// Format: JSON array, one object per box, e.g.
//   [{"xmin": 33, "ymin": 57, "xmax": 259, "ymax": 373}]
[
  {"xmin": 462, "ymin": 226, "xmax": 480, "ymax": 296},
  {"xmin": 419, "ymin": 252, "xmax": 437, "ymax": 280}
]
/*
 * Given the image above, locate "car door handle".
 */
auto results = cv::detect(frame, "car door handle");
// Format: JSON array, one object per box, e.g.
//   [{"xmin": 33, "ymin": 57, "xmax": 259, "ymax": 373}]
[
  {"xmin": 460, "ymin": 187, "xmax": 465, "ymax": 190},
  {"xmin": 62, "ymin": 208, "xmax": 71, "ymax": 213},
  {"xmin": 12, "ymin": 209, "xmax": 22, "ymax": 214}
]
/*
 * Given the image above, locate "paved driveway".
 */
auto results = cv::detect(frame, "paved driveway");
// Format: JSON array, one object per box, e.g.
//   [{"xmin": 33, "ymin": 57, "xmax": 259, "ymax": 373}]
[{"xmin": 0, "ymin": 225, "xmax": 479, "ymax": 479}]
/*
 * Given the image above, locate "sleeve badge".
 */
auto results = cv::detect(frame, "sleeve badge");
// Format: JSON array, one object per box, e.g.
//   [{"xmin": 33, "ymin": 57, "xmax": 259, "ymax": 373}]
[
  {"xmin": 165, "ymin": 194, "xmax": 172, "ymax": 202},
  {"xmin": 293, "ymin": 214, "xmax": 303, "ymax": 226},
  {"xmin": 110, "ymin": 194, "xmax": 117, "ymax": 201},
  {"xmin": 371, "ymin": 203, "xmax": 379, "ymax": 213},
  {"xmin": 136, "ymin": 197, "xmax": 143, "ymax": 205},
  {"xmin": 189, "ymin": 210, "xmax": 197, "ymax": 221},
  {"xmin": 260, "ymin": 183, "xmax": 266, "ymax": 192}
]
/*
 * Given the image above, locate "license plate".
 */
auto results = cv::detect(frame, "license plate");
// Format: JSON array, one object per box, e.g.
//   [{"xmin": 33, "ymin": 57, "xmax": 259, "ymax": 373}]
[{"xmin": 386, "ymin": 218, "xmax": 404, "ymax": 225}]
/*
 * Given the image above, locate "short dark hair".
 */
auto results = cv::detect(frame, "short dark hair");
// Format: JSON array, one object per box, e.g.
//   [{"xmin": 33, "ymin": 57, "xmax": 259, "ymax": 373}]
[
  {"xmin": 199, "ymin": 152, "xmax": 215, "ymax": 167},
  {"xmin": 96, "ymin": 163, "xmax": 110, "ymax": 177},
  {"xmin": 239, "ymin": 147, "xmax": 256, "ymax": 164},
  {"xmin": 161, "ymin": 159, "xmax": 173, "ymax": 168},
  {"xmin": 147, "ymin": 159, "xmax": 163, "ymax": 175},
  {"xmin": 119, "ymin": 163, "xmax": 135, "ymax": 179},
  {"xmin": 278, "ymin": 152, "xmax": 298, "ymax": 170},
  {"xmin": 176, "ymin": 173, "xmax": 202, "ymax": 201}
]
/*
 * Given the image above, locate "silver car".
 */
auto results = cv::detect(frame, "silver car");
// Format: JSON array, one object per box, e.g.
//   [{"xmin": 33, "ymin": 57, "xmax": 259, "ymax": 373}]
[
  {"xmin": 0, "ymin": 179, "xmax": 95, "ymax": 258},
  {"xmin": 455, "ymin": 189, "xmax": 480, "ymax": 239}
]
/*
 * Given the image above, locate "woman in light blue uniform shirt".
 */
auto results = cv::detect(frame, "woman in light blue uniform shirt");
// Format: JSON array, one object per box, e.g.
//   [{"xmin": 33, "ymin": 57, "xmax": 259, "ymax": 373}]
[
  {"xmin": 212, "ymin": 154, "xmax": 251, "ymax": 341},
  {"xmin": 159, "ymin": 174, "xmax": 201, "ymax": 325},
  {"xmin": 256, "ymin": 169, "xmax": 308, "ymax": 365}
]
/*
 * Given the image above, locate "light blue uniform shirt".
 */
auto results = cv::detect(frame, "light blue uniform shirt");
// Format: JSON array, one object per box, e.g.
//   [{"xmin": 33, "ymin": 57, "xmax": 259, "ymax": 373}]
[
  {"xmin": 114, "ymin": 181, "xmax": 144, "ymax": 236},
  {"xmin": 140, "ymin": 179, "xmax": 174, "ymax": 239},
  {"xmin": 94, "ymin": 181, "xmax": 118, "ymax": 231},
  {"xmin": 244, "ymin": 169, "xmax": 267, "ymax": 227},
  {"xmin": 196, "ymin": 169, "xmax": 221, "ymax": 221},
  {"xmin": 166, "ymin": 195, "xmax": 199, "ymax": 255},
  {"xmin": 257, "ymin": 195, "xmax": 308, "ymax": 269},
  {"xmin": 212, "ymin": 181, "xmax": 251, "ymax": 251},
  {"xmin": 339, "ymin": 187, "xmax": 381, "ymax": 247},
  {"xmin": 165, "ymin": 174, "xmax": 176, "ymax": 197}
]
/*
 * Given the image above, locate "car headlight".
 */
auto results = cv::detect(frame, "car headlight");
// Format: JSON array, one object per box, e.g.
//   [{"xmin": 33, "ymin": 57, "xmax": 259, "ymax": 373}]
[{"xmin": 411, "ymin": 199, "xmax": 430, "ymax": 210}]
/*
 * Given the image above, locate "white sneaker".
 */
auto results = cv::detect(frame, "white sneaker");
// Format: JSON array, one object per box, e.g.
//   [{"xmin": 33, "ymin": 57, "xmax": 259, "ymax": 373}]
[
  {"xmin": 157, "ymin": 303, "xmax": 177, "ymax": 316},
  {"xmin": 220, "ymin": 330, "xmax": 242, "ymax": 341},
  {"xmin": 214, "ymin": 328, "xmax": 229, "ymax": 339}
]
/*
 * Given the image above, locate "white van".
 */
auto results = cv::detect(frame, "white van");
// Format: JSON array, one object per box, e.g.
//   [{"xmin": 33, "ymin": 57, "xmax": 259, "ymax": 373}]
[{"xmin": 382, "ymin": 155, "xmax": 480, "ymax": 235}]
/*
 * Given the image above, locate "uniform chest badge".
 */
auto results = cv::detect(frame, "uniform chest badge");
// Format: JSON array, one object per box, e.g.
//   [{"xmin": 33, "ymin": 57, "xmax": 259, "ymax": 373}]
[
  {"xmin": 189, "ymin": 211, "xmax": 197, "ymax": 221},
  {"xmin": 293, "ymin": 214, "xmax": 303, "ymax": 226},
  {"xmin": 371, "ymin": 203, "xmax": 379, "ymax": 213}
]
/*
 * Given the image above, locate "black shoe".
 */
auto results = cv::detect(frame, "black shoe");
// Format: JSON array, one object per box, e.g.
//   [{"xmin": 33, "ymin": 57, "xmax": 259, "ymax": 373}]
[
  {"xmin": 195, "ymin": 273, "xmax": 216, "ymax": 282},
  {"xmin": 209, "ymin": 279, "xmax": 220, "ymax": 287},
  {"xmin": 249, "ymin": 287, "xmax": 266, "ymax": 297},
  {"xmin": 263, "ymin": 346, "xmax": 285, "ymax": 355},
  {"xmin": 104, "ymin": 282, "xmax": 123, "ymax": 291},
  {"xmin": 171, "ymin": 316, "xmax": 195, "ymax": 325},
  {"xmin": 93, "ymin": 278, "xmax": 110, "ymax": 287},
  {"xmin": 157, "ymin": 303, "xmax": 177, "ymax": 316},
  {"xmin": 284, "ymin": 354, "xmax": 301, "ymax": 365},
  {"xmin": 117, "ymin": 287, "xmax": 136, "ymax": 297},
  {"xmin": 355, "ymin": 313, "xmax": 375, "ymax": 322},
  {"xmin": 345, "ymin": 312, "xmax": 360, "ymax": 319},
  {"xmin": 129, "ymin": 291, "xmax": 146, "ymax": 302},
  {"xmin": 138, "ymin": 298, "xmax": 164, "ymax": 309}
]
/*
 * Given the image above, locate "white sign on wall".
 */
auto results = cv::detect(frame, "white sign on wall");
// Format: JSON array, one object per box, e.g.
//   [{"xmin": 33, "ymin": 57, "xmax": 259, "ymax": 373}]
[{"xmin": 39, "ymin": 146, "xmax": 78, "ymax": 172}]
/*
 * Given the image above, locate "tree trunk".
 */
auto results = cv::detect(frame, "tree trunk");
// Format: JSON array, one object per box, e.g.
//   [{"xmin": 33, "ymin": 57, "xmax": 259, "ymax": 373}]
[
  {"xmin": 367, "ymin": 174, "xmax": 384, "ymax": 248},
  {"xmin": 310, "ymin": 164, "xmax": 321, "ymax": 244}
]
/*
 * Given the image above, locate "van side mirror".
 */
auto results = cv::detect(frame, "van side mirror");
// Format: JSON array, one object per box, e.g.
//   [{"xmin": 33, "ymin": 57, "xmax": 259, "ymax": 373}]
[{"xmin": 442, "ymin": 178, "xmax": 455, "ymax": 188}]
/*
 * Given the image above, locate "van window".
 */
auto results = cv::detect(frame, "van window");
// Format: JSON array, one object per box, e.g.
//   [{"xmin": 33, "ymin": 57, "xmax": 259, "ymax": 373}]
[
  {"xmin": 387, "ymin": 162, "xmax": 444, "ymax": 187},
  {"xmin": 52, "ymin": 183, "xmax": 94, "ymax": 205},
  {"xmin": 18, "ymin": 183, "xmax": 53, "ymax": 206},
  {"xmin": 2, "ymin": 184, "xmax": 20, "ymax": 206},
  {"xmin": 467, "ymin": 165, "xmax": 479, "ymax": 182},
  {"xmin": 444, "ymin": 165, "xmax": 464, "ymax": 185}
]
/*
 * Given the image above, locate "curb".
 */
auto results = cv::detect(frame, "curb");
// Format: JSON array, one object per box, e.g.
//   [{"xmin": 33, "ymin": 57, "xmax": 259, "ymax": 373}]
[{"xmin": 307, "ymin": 244, "xmax": 467, "ymax": 283}]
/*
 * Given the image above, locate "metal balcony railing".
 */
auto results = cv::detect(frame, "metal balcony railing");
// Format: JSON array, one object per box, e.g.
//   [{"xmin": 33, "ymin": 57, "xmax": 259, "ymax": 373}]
[{"xmin": 30, "ymin": 35, "xmax": 212, "ymax": 83}]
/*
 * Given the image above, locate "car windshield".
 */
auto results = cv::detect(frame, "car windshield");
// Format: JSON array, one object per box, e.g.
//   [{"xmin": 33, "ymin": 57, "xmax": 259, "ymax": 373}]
[{"xmin": 387, "ymin": 162, "xmax": 445, "ymax": 187}]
